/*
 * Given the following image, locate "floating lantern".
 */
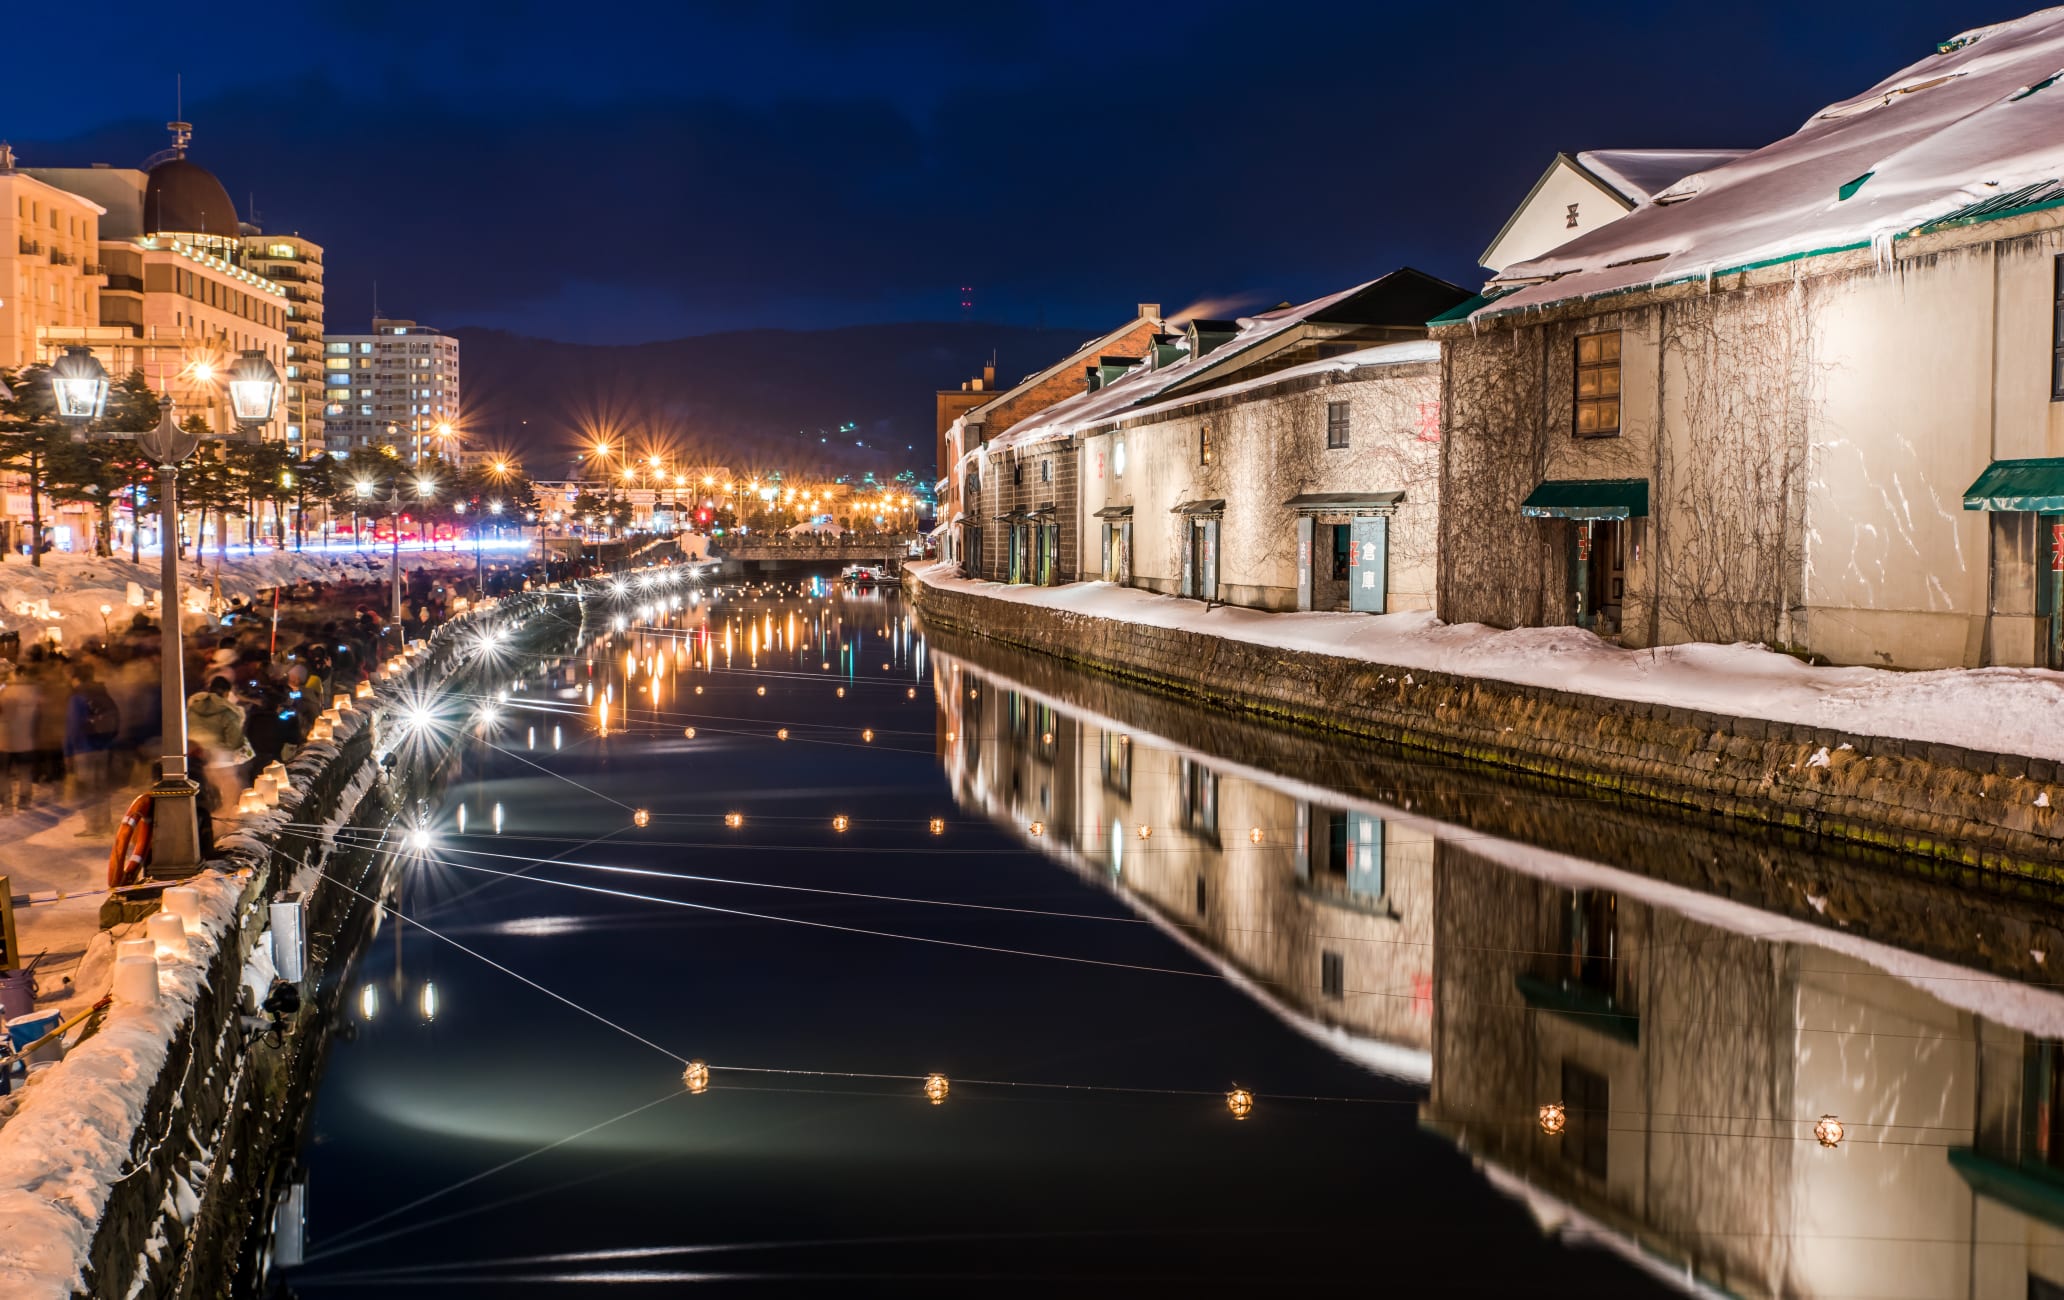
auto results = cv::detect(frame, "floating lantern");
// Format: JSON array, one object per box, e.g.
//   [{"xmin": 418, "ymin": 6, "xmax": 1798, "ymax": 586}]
[
  {"xmin": 633, "ymin": 808, "xmax": 651, "ymax": 828},
  {"xmin": 1041, "ymin": 732, "xmax": 1053, "ymax": 745},
  {"xmin": 695, "ymin": 685, "xmax": 704, "ymax": 695},
  {"xmin": 923, "ymin": 1073, "xmax": 950, "ymax": 1105},
  {"xmin": 837, "ymin": 687, "xmax": 845, "ymax": 699},
  {"xmin": 756, "ymin": 685, "xmax": 766, "ymax": 697},
  {"xmin": 862, "ymin": 729, "xmax": 874, "ymax": 743},
  {"xmin": 1814, "ymin": 1114, "xmax": 1845, "ymax": 1148},
  {"xmin": 1249, "ymin": 827, "xmax": 1264, "ymax": 844},
  {"xmin": 1028, "ymin": 821, "xmax": 1045, "ymax": 836},
  {"xmin": 1539, "ymin": 1102, "xmax": 1567, "ymax": 1136},
  {"xmin": 946, "ymin": 731, "xmax": 956, "ymax": 742},
  {"xmin": 777, "ymin": 728, "xmax": 790, "ymax": 740},
  {"xmin": 1226, "ymin": 1087, "xmax": 1255, "ymax": 1120},
  {"xmin": 881, "ymin": 662, "xmax": 890, "ymax": 671},
  {"xmin": 907, "ymin": 688, "xmax": 916, "ymax": 699},
  {"xmin": 725, "ymin": 812, "xmax": 744, "ymax": 829},
  {"xmin": 684, "ymin": 1060, "xmax": 711, "ymax": 1094},
  {"xmin": 969, "ymin": 689, "xmax": 979, "ymax": 699},
  {"xmin": 1137, "ymin": 825, "xmax": 1152, "ymax": 840},
  {"xmin": 929, "ymin": 818, "xmax": 945, "ymax": 835},
  {"xmin": 684, "ymin": 727, "xmax": 697, "ymax": 739},
  {"xmin": 832, "ymin": 815, "xmax": 850, "ymax": 833}
]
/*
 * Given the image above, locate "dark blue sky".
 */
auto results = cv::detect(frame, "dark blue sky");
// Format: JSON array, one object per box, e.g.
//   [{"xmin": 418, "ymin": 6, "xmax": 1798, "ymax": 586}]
[{"xmin": 11, "ymin": 0, "xmax": 2001, "ymax": 343}]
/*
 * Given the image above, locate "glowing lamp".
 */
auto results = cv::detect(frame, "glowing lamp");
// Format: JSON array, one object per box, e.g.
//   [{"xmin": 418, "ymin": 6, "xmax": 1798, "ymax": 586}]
[
  {"xmin": 1137, "ymin": 825, "xmax": 1152, "ymax": 840},
  {"xmin": 836, "ymin": 687, "xmax": 845, "ymax": 698},
  {"xmin": 906, "ymin": 688, "xmax": 916, "ymax": 699},
  {"xmin": 1041, "ymin": 732, "xmax": 1053, "ymax": 745},
  {"xmin": 725, "ymin": 812, "xmax": 744, "ymax": 829},
  {"xmin": 684, "ymin": 727, "xmax": 697, "ymax": 739},
  {"xmin": 633, "ymin": 808, "xmax": 651, "ymax": 828},
  {"xmin": 862, "ymin": 729, "xmax": 874, "ymax": 743},
  {"xmin": 1225, "ymin": 1087, "xmax": 1255, "ymax": 1120},
  {"xmin": 923, "ymin": 1073, "xmax": 950, "ymax": 1105},
  {"xmin": 832, "ymin": 815, "xmax": 850, "ymax": 833},
  {"xmin": 355, "ymin": 681, "xmax": 374, "ymax": 700},
  {"xmin": 1814, "ymin": 1114, "xmax": 1845, "ymax": 1148},
  {"xmin": 756, "ymin": 685, "xmax": 766, "ymax": 696},
  {"xmin": 1249, "ymin": 827, "xmax": 1264, "ymax": 844},
  {"xmin": 226, "ymin": 349, "xmax": 283, "ymax": 427},
  {"xmin": 683, "ymin": 1060, "xmax": 711, "ymax": 1094},
  {"xmin": 1539, "ymin": 1102, "xmax": 1567, "ymax": 1136},
  {"xmin": 929, "ymin": 818, "xmax": 945, "ymax": 835},
  {"xmin": 333, "ymin": 693, "xmax": 354, "ymax": 713},
  {"xmin": 777, "ymin": 728, "xmax": 790, "ymax": 740},
  {"xmin": 50, "ymin": 346, "xmax": 109, "ymax": 425},
  {"xmin": 1028, "ymin": 821, "xmax": 1044, "ymax": 836},
  {"xmin": 945, "ymin": 731, "xmax": 956, "ymax": 742}
]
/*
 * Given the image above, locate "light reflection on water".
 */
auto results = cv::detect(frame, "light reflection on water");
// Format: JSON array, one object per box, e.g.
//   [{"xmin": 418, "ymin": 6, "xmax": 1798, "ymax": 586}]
[{"xmin": 282, "ymin": 575, "xmax": 2064, "ymax": 1299}]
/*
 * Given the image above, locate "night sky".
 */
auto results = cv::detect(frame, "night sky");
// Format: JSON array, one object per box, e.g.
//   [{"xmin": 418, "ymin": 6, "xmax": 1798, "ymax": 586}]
[{"xmin": 11, "ymin": 1, "xmax": 2002, "ymax": 344}]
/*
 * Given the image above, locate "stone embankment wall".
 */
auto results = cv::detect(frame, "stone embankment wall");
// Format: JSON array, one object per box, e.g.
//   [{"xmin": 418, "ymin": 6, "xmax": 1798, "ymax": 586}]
[
  {"xmin": 908, "ymin": 578, "xmax": 2064, "ymax": 877},
  {"xmin": 70, "ymin": 586, "xmax": 582, "ymax": 1300}
]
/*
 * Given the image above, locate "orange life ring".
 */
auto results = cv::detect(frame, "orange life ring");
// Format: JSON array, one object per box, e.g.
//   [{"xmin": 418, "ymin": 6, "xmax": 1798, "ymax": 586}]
[{"xmin": 108, "ymin": 794, "xmax": 155, "ymax": 890}]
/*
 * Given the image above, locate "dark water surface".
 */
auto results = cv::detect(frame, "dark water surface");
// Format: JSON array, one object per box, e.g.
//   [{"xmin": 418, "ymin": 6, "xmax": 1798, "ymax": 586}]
[{"xmin": 273, "ymin": 575, "xmax": 2064, "ymax": 1298}]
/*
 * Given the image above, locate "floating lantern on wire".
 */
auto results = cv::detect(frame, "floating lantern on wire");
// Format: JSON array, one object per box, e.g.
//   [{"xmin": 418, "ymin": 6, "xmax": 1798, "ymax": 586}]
[
  {"xmin": 724, "ymin": 812, "xmax": 744, "ymax": 828},
  {"xmin": 1539, "ymin": 1102, "xmax": 1567, "ymax": 1136},
  {"xmin": 923, "ymin": 1073, "xmax": 950, "ymax": 1105},
  {"xmin": 695, "ymin": 685, "xmax": 704, "ymax": 695},
  {"xmin": 1137, "ymin": 825, "xmax": 1153, "ymax": 840},
  {"xmin": 1814, "ymin": 1115, "xmax": 1845, "ymax": 1148},
  {"xmin": 929, "ymin": 818, "xmax": 945, "ymax": 835},
  {"xmin": 1225, "ymin": 1087, "xmax": 1255, "ymax": 1120},
  {"xmin": 907, "ymin": 688, "xmax": 916, "ymax": 699},
  {"xmin": 837, "ymin": 687, "xmax": 846, "ymax": 699},
  {"xmin": 1041, "ymin": 732, "xmax": 1053, "ymax": 745},
  {"xmin": 832, "ymin": 815, "xmax": 850, "ymax": 833},
  {"xmin": 777, "ymin": 728, "xmax": 790, "ymax": 741},
  {"xmin": 756, "ymin": 685, "xmax": 766, "ymax": 697},
  {"xmin": 1248, "ymin": 827, "xmax": 1264, "ymax": 844},
  {"xmin": 684, "ymin": 726, "xmax": 697, "ymax": 739},
  {"xmin": 1028, "ymin": 821, "xmax": 1045, "ymax": 836},
  {"xmin": 862, "ymin": 729, "xmax": 875, "ymax": 743},
  {"xmin": 683, "ymin": 1060, "xmax": 711, "ymax": 1095},
  {"xmin": 633, "ymin": 808, "xmax": 651, "ymax": 828}
]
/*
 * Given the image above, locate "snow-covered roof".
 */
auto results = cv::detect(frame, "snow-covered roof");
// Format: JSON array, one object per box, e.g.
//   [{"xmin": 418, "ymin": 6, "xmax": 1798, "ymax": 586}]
[
  {"xmin": 976, "ymin": 275, "xmax": 1451, "ymax": 460},
  {"xmin": 1573, "ymin": 149, "xmax": 1749, "ymax": 203},
  {"xmin": 1472, "ymin": 8, "xmax": 2064, "ymax": 321},
  {"xmin": 963, "ymin": 307, "xmax": 1161, "ymax": 428}
]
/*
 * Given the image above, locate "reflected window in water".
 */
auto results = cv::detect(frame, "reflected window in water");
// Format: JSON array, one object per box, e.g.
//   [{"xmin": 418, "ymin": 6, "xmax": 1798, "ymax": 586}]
[
  {"xmin": 1100, "ymin": 731, "xmax": 1131, "ymax": 796},
  {"xmin": 1560, "ymin": 1061, "xmax": 1610, "ymax": 1181},
  {"xmin": 1562, "ymin": 890, "xmax": 1619, "ymax": 998},
  {"xmin": 1179, "ymin": 758, "xmax": 1219, "ymax": 844},
  {"xmin": 1322, "ymin": 951, "xmax": 1344, "ymax": 1000},
  {"xmin": 1310, "ymin": 809, "xmax": 1384, "ymax": 903}
]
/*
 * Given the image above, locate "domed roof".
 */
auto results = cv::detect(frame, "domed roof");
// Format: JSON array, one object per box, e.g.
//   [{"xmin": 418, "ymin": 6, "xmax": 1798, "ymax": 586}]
[{"xmin": 144, "ymin": 158, "xmax": 238, "ymax": 238}]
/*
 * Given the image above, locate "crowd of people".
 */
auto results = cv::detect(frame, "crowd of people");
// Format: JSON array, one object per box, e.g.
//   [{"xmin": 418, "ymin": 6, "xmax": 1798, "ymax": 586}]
[{"xmin": 0, "ymin": 561, "xmax": 539, "ymax": 849}]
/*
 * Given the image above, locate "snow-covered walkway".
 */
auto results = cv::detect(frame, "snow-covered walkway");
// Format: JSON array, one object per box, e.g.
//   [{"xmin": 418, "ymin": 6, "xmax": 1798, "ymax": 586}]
[{"xmin": 912, "ymin": 563, "xmax": 2064, "ymax": 763}]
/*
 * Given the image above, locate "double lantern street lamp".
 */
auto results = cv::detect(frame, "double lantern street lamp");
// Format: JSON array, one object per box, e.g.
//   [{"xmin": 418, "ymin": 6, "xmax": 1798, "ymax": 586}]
[{"xmin": 51, "ymin": 345, "xmax": 282, "ymax": 879}]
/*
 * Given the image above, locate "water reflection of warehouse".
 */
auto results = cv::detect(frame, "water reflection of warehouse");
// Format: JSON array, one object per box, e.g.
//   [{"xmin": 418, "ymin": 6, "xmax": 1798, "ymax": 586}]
[{"xmin": 929, "ymin": 637, "xmax": 2064, "ymax": 1298}]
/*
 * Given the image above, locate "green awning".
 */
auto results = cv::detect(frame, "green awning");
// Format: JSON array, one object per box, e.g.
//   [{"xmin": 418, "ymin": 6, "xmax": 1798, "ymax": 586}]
[
  {"xmin": 1963, "ymin": 457, "xmax": 2064, "ymax": 512},
  {"xmin": 1520, "ymin": 478, "xmax": 1649, "ymax": 520},
  {"xmin": 1282, "ymin": 491, "xmax": 1405, "ymax": 512}
]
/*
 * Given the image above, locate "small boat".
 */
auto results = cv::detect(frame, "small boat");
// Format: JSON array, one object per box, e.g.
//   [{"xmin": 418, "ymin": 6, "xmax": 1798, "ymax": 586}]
[{"xmin": 840, "ymin": 564, "xmax": 879, "ymax": 587}]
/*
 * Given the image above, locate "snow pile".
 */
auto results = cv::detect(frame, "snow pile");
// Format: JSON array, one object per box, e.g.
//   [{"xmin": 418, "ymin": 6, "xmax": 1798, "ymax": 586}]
[
  {"xmin": 1477, "ymin": 9, "xmax": 2064, "ymax": 318},
  {"xmin": 0, "ymin": 547, "xmax": 491, "ymax": 652},
  {"xmin": 0, "ymin": 869, "xmax": 241, "ymax": 1300},
  {"xmin": 914, "ymin": 563, "xmax": 2064, "ymax": 761}
]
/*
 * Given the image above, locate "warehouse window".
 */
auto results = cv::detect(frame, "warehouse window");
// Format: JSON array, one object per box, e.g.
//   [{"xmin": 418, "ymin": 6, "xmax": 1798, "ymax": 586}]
[{"xmin": 1574, "ymin": 331, "xmax": 1622, "ymax": 437}]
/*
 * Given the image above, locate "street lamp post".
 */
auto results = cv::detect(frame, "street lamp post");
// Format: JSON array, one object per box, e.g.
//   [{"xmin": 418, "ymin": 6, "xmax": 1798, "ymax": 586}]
[{"xmin": 54, "ymin": 347, "xmax": 280, "ymax": 878}]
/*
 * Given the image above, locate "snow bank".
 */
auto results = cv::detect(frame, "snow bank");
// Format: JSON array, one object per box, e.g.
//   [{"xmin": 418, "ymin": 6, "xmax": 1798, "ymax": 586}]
[{"xmin": 913, "ymin": 563, "xmax": 2064, "ymax": 761}]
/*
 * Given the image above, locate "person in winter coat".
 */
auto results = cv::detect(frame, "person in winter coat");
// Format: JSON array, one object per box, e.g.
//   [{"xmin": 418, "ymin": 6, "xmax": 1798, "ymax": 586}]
[
  {"xmin": 65, "ymin": 662, "xmax": 121, "ymax": 835},
  {"xmin": 0, "ymin": 660, "xmax": 37, "ymax": 812},
  {"xmin": 186, "ymin": 676, "xmax": 249, "ymax": 813}
]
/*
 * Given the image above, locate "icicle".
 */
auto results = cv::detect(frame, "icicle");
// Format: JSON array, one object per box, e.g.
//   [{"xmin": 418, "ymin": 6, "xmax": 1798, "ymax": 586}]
[{"xmin": 1871, "ymin": 228, "xmax": 1897, "ymax": 273}]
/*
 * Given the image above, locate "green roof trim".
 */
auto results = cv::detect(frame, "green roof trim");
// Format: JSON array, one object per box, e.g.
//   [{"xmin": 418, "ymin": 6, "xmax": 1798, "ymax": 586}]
[
  {"xmin": 1948, "ymin": 1148, "xmax": 2064, "ymax": 1231},
  {"xmin": 1514, "ymin": 974, "xmax": 1640, "ymax": 1045},
  {"xmin": 1921, "ymin": 179, "xmax": 2064, "ymax": 233},
  {"xmin": 1963, "ymin": 457, "xmax": 2064, "ymax": 512},
  {"xmin": 1426, "ymin": 289, "xmax": 1512, "ymax": 326},
  {"xmin": 2013, "ymin": 72, "xmax": 2061, "ymax": 101},
  {"xmin": 1837, "ymin": 171, "xmax": 1875, "ymax": 201},
  {"xmin": 1520, "ymin": 478, "xmax": 1650, "ymax": 520}
]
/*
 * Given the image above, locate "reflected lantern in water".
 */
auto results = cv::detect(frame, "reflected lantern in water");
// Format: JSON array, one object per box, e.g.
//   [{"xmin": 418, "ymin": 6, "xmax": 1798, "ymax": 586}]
[
  {"xmin": 633, "ymin": 808, "xmax": 651, "ymax": 828},
  {"xmin": 1814, "ymin": 1114, "xmax": 1845, "ymax": 1148},
  {"xmin": 1225, "ymin": 1087, "xmax": 1255, "ymax": 1120},
  {"xmin": 837, "ymin": 687, "xmax": 845, "ymax": 698},
  {"xmin": 1538, "ymin": 1102, "xmax": 1567, "ymax": 1136},
  {"xmin": 757, "ymin": 685, "xmax": 766, "ymax": 696},
  {"xmin": 683, "ymin": 1060, "xmax": 711, "ymax": 1095},
  {"xmin": 923, "ymin": 1073, "xmax": 950, "ymax": 1105},
  {"xmin": 907, "ymin": 688, "xmax": 916, "ymax": 699}
]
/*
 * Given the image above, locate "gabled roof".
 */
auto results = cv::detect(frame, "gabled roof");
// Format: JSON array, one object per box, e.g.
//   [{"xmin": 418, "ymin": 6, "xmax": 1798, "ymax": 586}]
[
  {"xmin": 1469, "ymin": 7, "xmax": 2064, "ymax": 323},
  {"xmin": 963, "ymin": 306, "xmax": 1162, "ymax": 429},
  {"xmin": 1478, "ymin": 150, "xmax": 1746, "ymax": 271}
]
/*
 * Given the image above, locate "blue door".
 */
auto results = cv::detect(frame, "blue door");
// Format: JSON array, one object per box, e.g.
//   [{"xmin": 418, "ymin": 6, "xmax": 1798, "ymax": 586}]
[{"xmin": 1348, "ymin": 516, "xmax": 1388, "ymax": 613}]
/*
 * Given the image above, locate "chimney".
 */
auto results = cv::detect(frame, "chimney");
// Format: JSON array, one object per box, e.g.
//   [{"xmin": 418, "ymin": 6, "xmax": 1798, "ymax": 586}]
[{"xmin": 983, "ymin": 362, "xmax": 996, "ymax": 387}]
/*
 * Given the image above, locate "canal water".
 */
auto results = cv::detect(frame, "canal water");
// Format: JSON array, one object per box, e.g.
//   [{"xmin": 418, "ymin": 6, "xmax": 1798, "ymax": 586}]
[{"xmin": 270, "ymin": 573, "xmax": 2064, "ymax": 1298}]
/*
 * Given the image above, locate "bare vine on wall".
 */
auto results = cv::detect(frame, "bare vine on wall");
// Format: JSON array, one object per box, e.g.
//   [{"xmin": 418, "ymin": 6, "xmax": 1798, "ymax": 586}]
[{"xmin": 1654, "ymin": 282, "xmax": 1816, "ymax": 648}]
